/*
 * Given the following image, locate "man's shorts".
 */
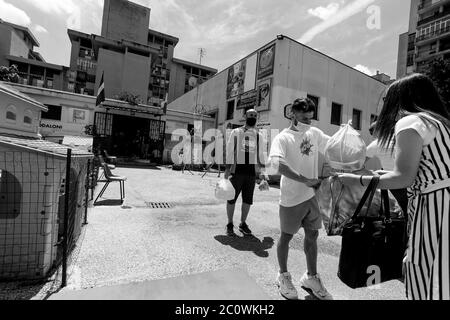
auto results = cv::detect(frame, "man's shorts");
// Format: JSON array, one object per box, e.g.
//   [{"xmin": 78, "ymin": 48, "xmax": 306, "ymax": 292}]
[
  {"xmin": 228, "ymin": 174, "xmax": 256, "ymax": 205},
  {"xmin": 279, "ymin": 197, "xmax": 323, "ymax": 235}
]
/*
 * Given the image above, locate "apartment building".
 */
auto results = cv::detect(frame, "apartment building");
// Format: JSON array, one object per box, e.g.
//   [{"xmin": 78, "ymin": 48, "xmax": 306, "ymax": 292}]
[
  {"xmin": 0, "ymin": 19, "xmax": 68, "ymax": 91},
  {"xmin": 168, "ymin": 36, "xmax": 387, "ymax": 145},
  {"xmin": 398, "ymin": 0, "xmax": 450, "ymax": 77}
]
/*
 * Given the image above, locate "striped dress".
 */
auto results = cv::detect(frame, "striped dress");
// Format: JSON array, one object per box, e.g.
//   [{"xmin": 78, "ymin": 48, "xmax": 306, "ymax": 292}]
[{"xmin": 404, "ymin": 115, "xmax": 450, "ymax": 300}]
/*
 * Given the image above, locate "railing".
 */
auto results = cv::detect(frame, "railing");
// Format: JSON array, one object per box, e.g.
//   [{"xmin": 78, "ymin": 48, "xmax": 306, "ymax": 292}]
[
  {"xmin": 418, "ymin": 11, "xmax": 450, "ymax": 26},
  {"xmin": 416, "ymin": 25, "xmax": 450, "ymax": 41}
]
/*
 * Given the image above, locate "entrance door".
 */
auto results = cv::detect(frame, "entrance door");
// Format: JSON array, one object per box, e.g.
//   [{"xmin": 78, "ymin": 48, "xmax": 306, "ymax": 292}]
[
  {"xmin": 148, "ymin": 119, "xmax": 166, "ymax": 163},
  {"xmin": 93, "ymin": 112, "xmax": 114, "ymax": 155}
]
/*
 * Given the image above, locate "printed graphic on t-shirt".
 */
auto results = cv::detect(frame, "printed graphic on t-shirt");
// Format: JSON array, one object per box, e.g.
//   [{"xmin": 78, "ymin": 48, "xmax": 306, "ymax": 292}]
[
  {"xmin": 300, "ymin": 137, "xmax": 314, "ymax": 156},
  {"xmin": 241, "ymin": 137, "xmax": 257, "ymax": 153}
]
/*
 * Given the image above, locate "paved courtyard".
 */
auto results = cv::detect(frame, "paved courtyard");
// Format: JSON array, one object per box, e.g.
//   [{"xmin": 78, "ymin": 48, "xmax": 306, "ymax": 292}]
[{"xmin": 1, "ymin": 166, "xmax": 406, "ymax": 300}]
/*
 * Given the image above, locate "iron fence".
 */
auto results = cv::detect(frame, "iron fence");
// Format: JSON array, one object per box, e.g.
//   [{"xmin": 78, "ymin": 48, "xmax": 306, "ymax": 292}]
[{"xmin": 0, "ymin": 148, "xmax": 95, "ymax": 289}]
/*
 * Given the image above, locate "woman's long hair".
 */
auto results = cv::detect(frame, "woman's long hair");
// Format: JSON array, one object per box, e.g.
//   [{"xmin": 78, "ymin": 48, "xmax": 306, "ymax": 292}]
[{"xmin": 375, "ymin": 73, "xmax": 450, "ymax": 151}]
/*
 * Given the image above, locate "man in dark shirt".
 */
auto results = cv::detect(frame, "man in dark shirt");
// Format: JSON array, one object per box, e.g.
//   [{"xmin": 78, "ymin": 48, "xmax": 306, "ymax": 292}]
[{"xmin": 225, "ymin": 109, "xmax": 267, "ymax": 236}]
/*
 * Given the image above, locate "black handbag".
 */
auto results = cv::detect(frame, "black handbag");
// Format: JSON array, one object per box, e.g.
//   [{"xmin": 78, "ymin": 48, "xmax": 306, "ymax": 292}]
[{"xmin": 337, "ymin": 176, "xmax": 407, "ymax": 289}]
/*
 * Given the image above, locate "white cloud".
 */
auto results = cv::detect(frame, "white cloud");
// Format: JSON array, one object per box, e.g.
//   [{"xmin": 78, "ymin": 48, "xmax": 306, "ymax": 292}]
[
  {"xmin": 354, "ymin": 64, "xmax": 376, "ymax": 75},
  {"xmin": 0, "ymin": 0, "xmax": 31, "ymax": 26},
  {"xmin": 33, "ymin": 25, "xmax": 48, "ymax": 33},
  {"xmin": 299, "ymin": 0, "xmax": 376, "ymax": 44},
  {"xmin": 308, "ymin": 3, "xmax": 341, "ymax": 20}
]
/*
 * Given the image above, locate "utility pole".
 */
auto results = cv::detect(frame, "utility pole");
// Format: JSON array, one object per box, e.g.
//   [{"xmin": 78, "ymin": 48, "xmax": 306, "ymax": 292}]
[{"xmin": 198, "ymin": 48, "xmax": 206, "ymax": 65}]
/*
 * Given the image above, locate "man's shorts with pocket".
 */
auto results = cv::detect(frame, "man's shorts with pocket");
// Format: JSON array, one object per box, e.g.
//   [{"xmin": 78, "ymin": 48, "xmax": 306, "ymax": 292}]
[
  {"xmin": 228, "ymin": 174, "xmax": 256, "ymax": 205},
  {"xmin": 279, "ymin": 197, "xmax": 323, "ymax": 234}
]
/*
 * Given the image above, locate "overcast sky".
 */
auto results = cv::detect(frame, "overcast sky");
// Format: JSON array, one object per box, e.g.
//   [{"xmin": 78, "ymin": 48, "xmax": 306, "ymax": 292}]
[{"xmin": 1, "ymin": 0, "xmax": 411, "ymax": 78}]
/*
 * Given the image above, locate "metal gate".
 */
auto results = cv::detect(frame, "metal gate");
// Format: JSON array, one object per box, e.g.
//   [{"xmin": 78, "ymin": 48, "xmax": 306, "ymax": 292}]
[
  {"xmin": 93, "ymin": 112, "xmax": 113, "ymax": 137},
  {"xmin": 149, "ymin": 119, "xmax": 166, "ymax": 151}
]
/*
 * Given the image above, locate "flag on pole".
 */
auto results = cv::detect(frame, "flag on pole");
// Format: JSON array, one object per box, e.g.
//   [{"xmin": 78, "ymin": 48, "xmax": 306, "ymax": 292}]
[
  {"xmin": 96, "ymin": 72, "xmax": 105, "ymax": 106},
  {"xmin": 162, "ymin": 92, "xmax": 168, "ymax": 114}
]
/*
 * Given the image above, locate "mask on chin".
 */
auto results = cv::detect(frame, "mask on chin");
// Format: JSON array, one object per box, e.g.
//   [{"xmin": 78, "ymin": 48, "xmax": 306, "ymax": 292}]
[
  {"xmin": 293, "ymin": 118, "xmax": 311, "ymax": 130},
  {"xmin": 246, "ymin": 118, "xmax": 257, "ymax": 127}
]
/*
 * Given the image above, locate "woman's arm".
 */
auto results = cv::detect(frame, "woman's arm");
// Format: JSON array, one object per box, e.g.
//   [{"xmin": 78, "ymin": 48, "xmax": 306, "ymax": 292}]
[
  {"xmin": 338, "ymin": 129, "xmax": 423, "ymax": 189},
  {"xmin": 375, "ymin": 129, "xmax": 422, "ymax": 189}
]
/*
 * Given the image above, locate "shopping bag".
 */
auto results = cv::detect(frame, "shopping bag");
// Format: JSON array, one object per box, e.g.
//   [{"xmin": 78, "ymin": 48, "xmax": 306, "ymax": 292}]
[
  {"xmin": 325, "ymin": 122, "xmax": 367, "ymax": 172},
  {"xmin": 337, "ymin": 176, "xmax": 407, "ymax": 289},
  {"xmin": 316, "ymin": 168, "xmax": 404, "ymax": 236},
  {"xmin": 215, "ymin": 179, "xmax": 235, "ymax": 201}
]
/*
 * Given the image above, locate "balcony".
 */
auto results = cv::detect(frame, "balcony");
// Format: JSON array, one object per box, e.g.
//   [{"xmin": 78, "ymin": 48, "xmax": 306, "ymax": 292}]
[
  {"xmin": 416, "ymin": 25, "xmax": 450, "ymax": 43},
  {"xmin": 415, "ymin": 47, "xmax": 450, "ymax": 62},
  {"xmin": 418, "ymin": 10, "xmax": 450, "ymax": 26},
  {"xmin": 419, "ymin": 0, "xmax": 450, "ymax": 13}
]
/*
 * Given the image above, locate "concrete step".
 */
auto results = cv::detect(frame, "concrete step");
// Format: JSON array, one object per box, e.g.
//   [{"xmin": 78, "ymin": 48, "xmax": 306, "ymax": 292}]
[{"xmin": 50, "ymin": 269, "xmax": 271, "ymax": 300}]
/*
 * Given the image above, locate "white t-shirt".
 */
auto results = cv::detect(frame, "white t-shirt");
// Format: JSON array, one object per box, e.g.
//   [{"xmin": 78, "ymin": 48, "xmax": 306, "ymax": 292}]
[
  {"xmin": 366, "ymin": 139, "xmax": 395, "ymax": 171},
  {"xmin": 395, "ymin": 114, "xmax": 437, "ymax": 146},
  {"xmin": 269, "ymin": 125, "xmax": 329, "ymax": 207}
]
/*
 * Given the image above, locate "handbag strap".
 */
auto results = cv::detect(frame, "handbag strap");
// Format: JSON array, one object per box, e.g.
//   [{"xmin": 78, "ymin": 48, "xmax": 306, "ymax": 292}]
[
  {"xmin": 351, "ymin": 176, "xmax": 380, "ymax": 221},
  {"xmin": 381, "ymin": 189, "xmax": 391, "ymax": 220}
]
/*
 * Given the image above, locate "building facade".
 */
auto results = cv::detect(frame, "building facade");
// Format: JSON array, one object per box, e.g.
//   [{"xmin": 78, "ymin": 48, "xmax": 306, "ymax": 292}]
[
  {"xmin": 397, "ymin": 0, "xmax": 450, "ymax": 78},
  {"xmin": 0, "ymin": 19, "xmax": 69, "ymax": 91},
  {"xmin": 168, "ymin": 36, "xmax": 387, "ymax": 146},
  {"xmin": 0, "ymin": 82, "xmax": 47, "ymax": 139},
  {"xmin": 66, "ymin": 0, "xmax": 216, "ymax": 107}
]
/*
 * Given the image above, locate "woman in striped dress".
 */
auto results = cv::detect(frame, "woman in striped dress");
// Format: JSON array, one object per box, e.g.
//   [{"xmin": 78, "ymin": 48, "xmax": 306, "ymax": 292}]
[{"xmin": 337, "ymin": 73, "xmax": 450, "ymax": 300}]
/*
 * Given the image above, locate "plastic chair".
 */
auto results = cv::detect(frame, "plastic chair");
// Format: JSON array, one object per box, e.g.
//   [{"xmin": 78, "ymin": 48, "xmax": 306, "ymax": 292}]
[
  {"xmin": 103, "ymin": 150, "xmax": 117, "ymax": 165},
  {"xmin": 94, "ymin": 163, "xmax": 127, "ymax": 205}
]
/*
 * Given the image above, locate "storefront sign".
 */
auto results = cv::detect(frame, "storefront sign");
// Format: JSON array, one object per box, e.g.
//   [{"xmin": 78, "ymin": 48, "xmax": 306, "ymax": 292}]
[
  {"xmin": 257, "ymin": 45, "xmax": 275, "ymax": 80},
  {"xmin": 226, "ymin": 60, "xmax": 246, "ymax": 99},
  {"xmin": 236, "ymin": 90, "xmax": 258, "ymax": 110},
  {"xmin": 40, "ymin": 122, "xmax": 63, "ymax": 130},
  {"xmin": 256, "ymin": 78, "xmax": 272, "ymax": 112}
]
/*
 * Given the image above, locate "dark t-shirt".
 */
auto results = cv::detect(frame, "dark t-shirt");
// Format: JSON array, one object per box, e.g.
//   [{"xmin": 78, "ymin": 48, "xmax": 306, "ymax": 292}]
[{"xmin": 234, "ymin": 129, "xmax": 258, "ymax": 177}]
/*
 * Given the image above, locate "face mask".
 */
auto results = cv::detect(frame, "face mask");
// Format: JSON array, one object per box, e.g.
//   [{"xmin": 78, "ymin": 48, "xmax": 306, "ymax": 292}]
[
  {"xmin": 246, "ymin": 118, "xmax": 257, "ymax": 127},
  {"xmin": 293, "ymin": 117, "xmax": 311, "ymax": 130}
]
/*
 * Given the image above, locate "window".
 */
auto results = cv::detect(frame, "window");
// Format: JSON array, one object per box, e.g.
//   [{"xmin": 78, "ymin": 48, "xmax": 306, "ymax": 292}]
[
  {"xmin": 24, "ymin": 110, "xmax": 33, "ymax": 125},
  {"xmin": 227, "ymin": 100, "xmax": 235, "ymax": 120},
  {"xmin": 6, "ymin": 106, "xmax": 17, "ymax": 122},
  {"xmin": 331, "ymin": 103, "xmax": 342, "ymax": 126},
  {"xmin": 352, "ymin": 109, "xmax": 362, "ymax": 130},
  {"xmin": 42, "ymin": 105, "xmax": 62, "ymax": 121},
  {"xmin": 0, "ymin": 170, "xmax": 22, "ymax": 219},
  {"xmin": 307, "ymin": 94, "xmax": 319, "ymax": 120}
]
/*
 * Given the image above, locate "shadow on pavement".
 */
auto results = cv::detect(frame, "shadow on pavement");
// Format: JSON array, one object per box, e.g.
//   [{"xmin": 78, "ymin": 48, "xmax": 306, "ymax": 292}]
[
  {"xmin": 214, "ymin": 235, "xmax": 274, "ymax": 258},
  {"xmin": 93, "ymin": 199, "xmax": 124, "ymax": 207}
]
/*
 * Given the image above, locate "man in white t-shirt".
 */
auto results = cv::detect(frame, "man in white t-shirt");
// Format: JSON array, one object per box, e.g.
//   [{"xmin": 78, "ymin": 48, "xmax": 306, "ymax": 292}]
[{"xmin": 269, "ymin": 98, "xmax": 332, "ymax": 300}]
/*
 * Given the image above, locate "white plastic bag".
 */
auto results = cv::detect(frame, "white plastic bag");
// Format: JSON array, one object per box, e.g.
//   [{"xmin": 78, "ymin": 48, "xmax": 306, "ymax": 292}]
[
  {"xmin": 215, "ymin": 179, "xmax": 236, "ymax": 201},
  {"xmin": 325, "ymin": 122, "xmax": 367, "ymax": 171}
]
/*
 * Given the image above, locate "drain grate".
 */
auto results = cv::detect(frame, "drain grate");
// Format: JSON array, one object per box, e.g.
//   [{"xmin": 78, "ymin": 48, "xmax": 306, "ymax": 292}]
[{"xmin": 145, "ymin": 202, "xmax": 173, "ymax": 209}]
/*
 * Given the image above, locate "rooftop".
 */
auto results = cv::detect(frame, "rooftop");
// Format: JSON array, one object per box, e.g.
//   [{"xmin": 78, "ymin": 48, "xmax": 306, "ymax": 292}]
[
  {"xmin": 0, "ymin": 82, "xmax": 47, "ymax": 111},
  {"xmin": 0, "ymin": 135, "xmax": 93, "ymax": 159},
  {"xmin": 172, "ymin": 58, "xmax": 218, "ymax": 73},
  {"xmin": 0, "ymin": 19, "xmax": 40, "ymax": 47},
  {"xmin": 5, "ymin": 55, "xmax": 64, "ymax": 70}
]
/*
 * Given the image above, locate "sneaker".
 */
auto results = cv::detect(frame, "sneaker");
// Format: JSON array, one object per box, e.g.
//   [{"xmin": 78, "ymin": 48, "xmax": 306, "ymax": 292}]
[
  {"xmin": 226, "ymin": 223, "xmax": 235, "ymax": 236},
  {"xmin": 299, "ymin": 272, "xmax": 333, "ymax": 300},
  {"xmin": 239, "ymin": 222, "xmax": 252, "ymax": 235},
  {"xmin": 276, "ymin": 272, "xmax": 298, "ymax": 300}
]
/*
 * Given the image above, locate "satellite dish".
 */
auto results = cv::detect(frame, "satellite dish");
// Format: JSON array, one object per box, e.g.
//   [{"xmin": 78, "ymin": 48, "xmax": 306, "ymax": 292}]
[{"xmin": 188, "ymin": 76, "xmax": 198, "ymax": 87}]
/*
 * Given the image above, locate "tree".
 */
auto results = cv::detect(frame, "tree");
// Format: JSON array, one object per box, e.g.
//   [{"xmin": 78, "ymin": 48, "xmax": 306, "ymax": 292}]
[
  {"xmin": 113, "ymin": 91, "xmax": 143, "ymax": 105},
  {"xmin": 425, "ymin": 58, "xmax": 450, "ymax": 110},
  {"xmin": 0, "ymin": 65, "xmax": 19, "ymax": 83}
]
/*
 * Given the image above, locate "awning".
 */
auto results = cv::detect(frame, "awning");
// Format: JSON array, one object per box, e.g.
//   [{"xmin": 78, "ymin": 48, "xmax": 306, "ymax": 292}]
[
  {"xmin": 99, "ymin": 99, "xmax": 165, "ymax": 116},
  {"xmin": 62, "ymin": 136, "xmax": 93, "ymax": 147}
]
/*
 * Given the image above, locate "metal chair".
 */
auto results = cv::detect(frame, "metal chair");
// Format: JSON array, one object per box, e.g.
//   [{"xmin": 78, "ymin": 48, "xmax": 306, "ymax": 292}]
[{"xmin": 94, "ymin": 163, "xmax": 127, "ymax": 205}]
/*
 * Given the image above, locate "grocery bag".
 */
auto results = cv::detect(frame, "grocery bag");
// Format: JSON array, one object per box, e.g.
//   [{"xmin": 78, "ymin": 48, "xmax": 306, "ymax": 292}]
[
  {"xmin": 325, "ymin": 122, "xmax": 367, "ymax": 172},
  {"xmin": 215, "ymin": 179, "xmax": 236, "ymax": 201},
  {"xmin": 316, "ymin": 168, "xmax": 404, "ymax": 236}
]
